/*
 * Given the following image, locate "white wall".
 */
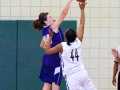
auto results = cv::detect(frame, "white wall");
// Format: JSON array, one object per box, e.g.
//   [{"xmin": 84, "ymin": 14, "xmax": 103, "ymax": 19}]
[{"xmin": 0, "ymin": 0, "xmax": 120, "ymax": 90}]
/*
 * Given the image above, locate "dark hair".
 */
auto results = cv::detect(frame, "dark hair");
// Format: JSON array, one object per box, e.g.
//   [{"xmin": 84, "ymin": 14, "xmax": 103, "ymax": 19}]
[
  {"xmin": 65, "ymin": 29, "xmax": 77, "ymax": 46},
  {"xmin": 32, "ymin": 12, "xmax": 49, "ymax": 31}
]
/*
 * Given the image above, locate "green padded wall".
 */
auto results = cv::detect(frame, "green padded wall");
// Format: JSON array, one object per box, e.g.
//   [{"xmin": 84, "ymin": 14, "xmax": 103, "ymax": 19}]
[
  {"xmin": 0, "ymin": 20, "xmax": 76, "ymax": 90},
  {"xmin": 17, "ymin": 20, "xmax": 43, "ymax": 90},
  {"xmin": 0, "ymin": 20, "xmax": 17, "ymax": 90}
]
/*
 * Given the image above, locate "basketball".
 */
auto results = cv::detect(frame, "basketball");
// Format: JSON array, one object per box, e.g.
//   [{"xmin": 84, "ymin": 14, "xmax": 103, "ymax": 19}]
[{"xmin": 76, "ymin": 0, "xmax": 84, "ymax": 2}]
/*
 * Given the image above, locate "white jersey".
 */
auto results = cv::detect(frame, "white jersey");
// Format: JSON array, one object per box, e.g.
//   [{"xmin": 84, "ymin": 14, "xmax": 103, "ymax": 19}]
[
  {"xmin": 114, "ymin": 46, "xmax": 120, "ymax": 70},
  {"xmin": 61, "ymin": 38, "xmax": 85, "ymax": 76}
]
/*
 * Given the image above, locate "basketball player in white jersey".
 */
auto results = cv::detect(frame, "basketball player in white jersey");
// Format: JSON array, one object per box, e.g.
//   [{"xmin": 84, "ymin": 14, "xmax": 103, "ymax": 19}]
[
  {"xmin": 111, "ymin": 46, "xmax": 120, "ymax": 90},
  {"xmin": 45, "ymin": 1, "xmax": 97, "ymax": 90}
]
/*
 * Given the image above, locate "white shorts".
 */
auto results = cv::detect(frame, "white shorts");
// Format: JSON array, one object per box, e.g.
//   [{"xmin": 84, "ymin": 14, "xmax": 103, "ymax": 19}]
[{"xmin": 65, "ymin": 70, "xmax": 97, "ymax": 90}]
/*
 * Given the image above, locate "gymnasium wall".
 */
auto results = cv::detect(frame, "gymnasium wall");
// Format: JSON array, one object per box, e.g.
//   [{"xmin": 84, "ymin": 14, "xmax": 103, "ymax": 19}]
[
  {"xmin": 0, "ymin": 20, "xmax": 76, "ymax": 90},
  {"xmin": 0, "ymin": 0, "xmax": 120, "ymax": 90}
]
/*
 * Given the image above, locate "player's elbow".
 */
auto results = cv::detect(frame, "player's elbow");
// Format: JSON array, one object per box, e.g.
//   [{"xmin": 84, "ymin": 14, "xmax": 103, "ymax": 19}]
[
  {"xmin": 40, "ymin": 43, "xmax": 44, "ymax": 48},
  {"xmin": 45, "ymin": 50, "xmax": 50, "ymax": 55}
]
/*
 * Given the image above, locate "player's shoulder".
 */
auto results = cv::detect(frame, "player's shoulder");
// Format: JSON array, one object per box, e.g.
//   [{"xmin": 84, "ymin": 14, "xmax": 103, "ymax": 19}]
[
  {"xmin": 61, "ymin": 42, "xmax": 68, "ymax": 49},
  {"xmin": 61, "ymin": 42, "xmax": 66, "ymax": 45},
  {"xmin": 42, "ymin": 25, "xmax": 51, "ymax": 35},
  {"xmin": 76, "ymin": 38, "xmax": 82, "ymax": 44}
]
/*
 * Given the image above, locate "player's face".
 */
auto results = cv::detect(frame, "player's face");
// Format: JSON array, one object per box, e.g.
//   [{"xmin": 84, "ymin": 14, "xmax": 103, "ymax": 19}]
[{"xmin": 46, "ymin": 14, "xmax": 54, "ymax": 24}]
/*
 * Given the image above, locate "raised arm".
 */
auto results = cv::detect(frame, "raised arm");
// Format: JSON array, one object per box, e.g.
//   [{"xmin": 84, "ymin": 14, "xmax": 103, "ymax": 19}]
[
  {"xmin": 52, "ymin": 0, "xmax": 72, "ymax": 29},
  {"xmin": 77, "ymin": 1, "xmax": 87, "ymax": 42}
]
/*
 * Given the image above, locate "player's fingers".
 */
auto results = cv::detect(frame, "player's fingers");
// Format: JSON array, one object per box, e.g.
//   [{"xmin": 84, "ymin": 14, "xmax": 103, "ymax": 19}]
[
  {"xmin": 112, "ymin": 81, "xmax": 115, "ymax": 86},
  {"xmin": 111, "ymin": 49, "xmax": 114, "ymax": 52},
  {"xmin": 113, "ymin": 82, "xmax": 116, "ymax": 86},
  {"xmin": 112, "ymin": 49, "xmax": 116, "ymax": 53},
  {"xmin": 112, "ymin": 79, "xmax": 116, "ymax": 86}
]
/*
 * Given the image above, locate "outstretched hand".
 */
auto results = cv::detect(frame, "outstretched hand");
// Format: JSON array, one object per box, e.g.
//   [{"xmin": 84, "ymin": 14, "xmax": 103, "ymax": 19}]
[
  {"xmin": 48, "ymin": 28, "xmax": 54, "ymax": 38},
  {"xmin": 112, "ymin": 78, "xmax": 116, "ymax": 86},
  {"xmin": 111, "ymin": 49, "xmax": 118, "ymax": 59},
  {"xmin": 79, "ymin": 0, "xmax": 87, "ymax": 9}
]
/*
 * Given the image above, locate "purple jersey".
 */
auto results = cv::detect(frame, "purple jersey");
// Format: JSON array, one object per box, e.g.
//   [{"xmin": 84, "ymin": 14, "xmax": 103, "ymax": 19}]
[{"xmin": 39, "ymin": 25, "xmax": 64, "ymax": 86}]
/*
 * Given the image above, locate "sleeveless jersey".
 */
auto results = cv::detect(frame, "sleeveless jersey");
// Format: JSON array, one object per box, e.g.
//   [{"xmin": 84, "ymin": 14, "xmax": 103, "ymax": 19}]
[
  {"xmin": 39, "ymin": 25, "xmax": 64, "ymax": 86},
  {"xmin": 61, "ymin": 38, "xmax": 85, "ymax": 76}
]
